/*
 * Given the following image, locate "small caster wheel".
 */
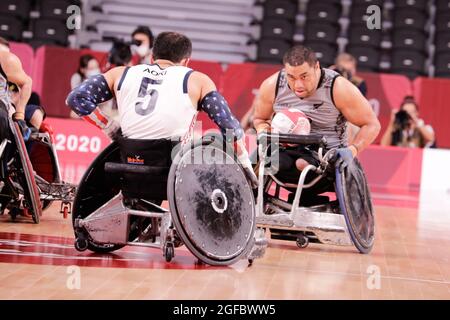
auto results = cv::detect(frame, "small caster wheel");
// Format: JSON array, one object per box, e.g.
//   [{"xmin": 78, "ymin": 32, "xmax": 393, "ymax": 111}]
[
  {"xmin": 164, "ymin": 243, "xmax": 174, "ymax": 262},
  {"xmin": 63, "ymin": 207, "xmax": 68, "ymax": 219},
  {"xmin": 296, "ymin": 235, "xmax": 309, "ymax": 249},
  {"xmin": 74, "ymin": 238, "xmax": 88, "ymax": 252},
  {"xmin": 248, "ymin": 259, "xmax": 254, "ymax": 266}
]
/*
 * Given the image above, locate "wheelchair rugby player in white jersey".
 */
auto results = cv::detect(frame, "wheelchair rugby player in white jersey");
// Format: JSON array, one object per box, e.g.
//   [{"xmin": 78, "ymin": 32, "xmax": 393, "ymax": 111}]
[{"xmin": 66, "ymin": 32, "xmax": 264, "ymax": 265}]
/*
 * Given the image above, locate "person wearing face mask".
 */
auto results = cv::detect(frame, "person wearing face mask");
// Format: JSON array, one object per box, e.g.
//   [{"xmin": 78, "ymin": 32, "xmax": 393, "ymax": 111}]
[
  {"xmin": 70, "ymin": 55, "xmax": 100, "ymax": 118},
  {"xmin": 131, "ymin": 26, "xmax": 154, "ymax": 65},
  {"xmin": 71, "ymin": 54, "xmax": 100, "ymax": 89}
]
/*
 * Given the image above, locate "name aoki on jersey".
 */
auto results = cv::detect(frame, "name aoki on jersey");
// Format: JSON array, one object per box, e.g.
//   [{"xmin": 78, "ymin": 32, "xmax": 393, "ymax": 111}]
[{"xmin": 143, "ymin": 68, "xmax": 167, "ymax": 77}]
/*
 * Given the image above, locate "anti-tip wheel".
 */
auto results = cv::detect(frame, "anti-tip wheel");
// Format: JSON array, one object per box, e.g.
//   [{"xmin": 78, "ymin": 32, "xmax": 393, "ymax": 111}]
[
  {"xmin": 296, "ymin": 235, "xmax": 309, "ymax": 249},
  {"xmin": 74, "ymin": 238, "xmax": 88, "ymax": 252},
  {"xmin": 164, "ymin": 243, "xmax": 174, "ymax": 263}
]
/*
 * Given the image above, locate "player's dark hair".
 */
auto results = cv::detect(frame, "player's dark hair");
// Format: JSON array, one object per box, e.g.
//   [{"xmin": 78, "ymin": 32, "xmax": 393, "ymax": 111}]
[
  {"xmin": 152, "ymin": 32, "xmax": 192, "ymax": 63},
  {"xmin": 283, "ymin": 45, "xmax": 317, "ymax": 67}
]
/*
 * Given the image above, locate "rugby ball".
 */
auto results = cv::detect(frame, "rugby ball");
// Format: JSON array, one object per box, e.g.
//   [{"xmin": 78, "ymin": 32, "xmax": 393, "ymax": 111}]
[{"xmin": 271, "ymin": 108, "xmax": 311, "ymax": 135}]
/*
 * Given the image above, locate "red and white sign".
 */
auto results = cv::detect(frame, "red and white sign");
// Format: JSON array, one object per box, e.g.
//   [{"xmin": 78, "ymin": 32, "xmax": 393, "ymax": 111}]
[{"xmin": 45, "ymin": 117, "xmax": 110, "ymax": 184}]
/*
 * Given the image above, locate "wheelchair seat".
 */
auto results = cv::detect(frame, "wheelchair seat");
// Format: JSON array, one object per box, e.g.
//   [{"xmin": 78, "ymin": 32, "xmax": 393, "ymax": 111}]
[{"xmin": 105, "ymin": 138, "xmax": 179, "ymax": 201}]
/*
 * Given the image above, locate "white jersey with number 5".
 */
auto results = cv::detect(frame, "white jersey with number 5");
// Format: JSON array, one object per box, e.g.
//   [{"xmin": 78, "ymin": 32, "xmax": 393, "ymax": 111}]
[{"xmin": 115, "ymin": 64, "xmax": 197, "ymax": 140}]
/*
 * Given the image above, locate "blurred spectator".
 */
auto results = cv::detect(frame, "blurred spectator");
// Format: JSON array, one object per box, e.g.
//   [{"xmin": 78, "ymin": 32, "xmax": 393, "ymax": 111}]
[
  {"xmin": 380, "ymin": 96, "xmax": 435, "ymax": 148},
  {"xmin": 106, "ymin": 39, "xmax": 134, "ymax": 70},
  {"xmin": 330, "ymin": 53, "xmax": 368, "ymax": 145},
  {"xmin": 131, "ymin": 26, "xmax": 154, "ymax": 64},
  {"xmin": 69, "ymin": 54, "xmax": 100, "ymax": 118},
  {"xmin": 70, "ymin": 54, "xmax": 100, "ymax": 89},
  {"xmin": 330, "ymin": 53, "xmax": 367, "ymax": 97}
]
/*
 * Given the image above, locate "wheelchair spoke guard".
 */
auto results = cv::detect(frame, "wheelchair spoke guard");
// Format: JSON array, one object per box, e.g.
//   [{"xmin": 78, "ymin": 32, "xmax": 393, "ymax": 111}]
[
  {"xmin": 167, "ymin": 144, "xmax": 256, "ymax": 265},
  {"xmin": 335, "ymin": 158, "xmax": 375, "ymax": 254},
  {"xmin": 72, "ymin": 142, "xmax": 124, "ymax": 253}
]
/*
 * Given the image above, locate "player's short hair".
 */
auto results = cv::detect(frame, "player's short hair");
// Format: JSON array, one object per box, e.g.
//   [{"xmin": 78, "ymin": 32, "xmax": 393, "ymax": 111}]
[
  {"xmin": 283, "ymin": 45, "xmax": 317, "ymax": 67},
  {"xmin": 0, "ymin": 37, "xmax": 10, "ymax": 48},
  {"xmin": 132, "ymin": 26, "xmax": 154, "ymax": 48},
  {"xmin": 152, "ymin": 32, "xmax": 192, "ymax": 63}
]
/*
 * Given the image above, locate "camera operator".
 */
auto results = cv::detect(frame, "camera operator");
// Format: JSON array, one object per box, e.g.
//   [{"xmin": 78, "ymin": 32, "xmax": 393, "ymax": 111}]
[
  {"xmin": 131, "ymin": 26, "xmax": 154, "ymax": 65},
  {"xmin": 381, "ymin": 96, "xmax": 435, "ymax": 148},
  {"xmin": 106, "ymin": 38, "xmax": 133, "ymax": 70}
]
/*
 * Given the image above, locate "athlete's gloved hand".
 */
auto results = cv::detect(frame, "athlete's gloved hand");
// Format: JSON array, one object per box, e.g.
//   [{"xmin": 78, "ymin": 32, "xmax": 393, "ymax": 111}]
[
  {"xmin": 330, "ymin": 147, "xmax": 354, "ymax": 171},
  {"xmin": 12, "ymin": 112, "xmax": 31, "ymax": 142},
  {"xmin": 103, "ymin": 120, "xmax": 122, "ymax": 141}
]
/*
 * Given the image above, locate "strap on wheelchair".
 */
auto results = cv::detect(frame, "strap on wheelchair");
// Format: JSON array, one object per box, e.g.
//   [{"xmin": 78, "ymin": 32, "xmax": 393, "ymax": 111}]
[
  {"xmin": 104, "ymin": 162, "xmax": 169, "ymax": 175},
  {"xmin": 258, "ymin": 132, "xmax": 327, "ymax": 148}
]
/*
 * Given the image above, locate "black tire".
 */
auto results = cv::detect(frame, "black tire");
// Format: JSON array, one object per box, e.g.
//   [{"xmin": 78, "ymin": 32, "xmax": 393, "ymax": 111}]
[
  {"xmin": 335, "ymin": 159, "xmax": 375, "ymax": 254},
  {"xmin": 164, "ymin": 243, "xmax": 174, "ymax": 263},
  {"xmin": 29, "ymin": 138, "xmax": 60, "ymax": 211},
  {"xmin": 12, "ymin": 122, "xmax": 42, "ymax": 224},
  {"xmin": 167, "ymin": 143, "xmax": 256, "ymax": 266}
]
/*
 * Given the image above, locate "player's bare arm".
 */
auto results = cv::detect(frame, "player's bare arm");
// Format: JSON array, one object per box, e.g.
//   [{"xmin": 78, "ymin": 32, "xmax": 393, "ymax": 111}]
[
  {"xmin": 0, "ymin": 51, "xmax": 32, "ymax": 119},
  {"xmin": 253, "ymin": 72, "xmax": 278, "ymax": 133}
]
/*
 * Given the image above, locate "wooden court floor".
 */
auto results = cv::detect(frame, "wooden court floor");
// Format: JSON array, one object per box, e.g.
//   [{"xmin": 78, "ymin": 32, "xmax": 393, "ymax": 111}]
[{"xmin": 0, "ymin": 202, "xmax": 449, "ymax": 300}]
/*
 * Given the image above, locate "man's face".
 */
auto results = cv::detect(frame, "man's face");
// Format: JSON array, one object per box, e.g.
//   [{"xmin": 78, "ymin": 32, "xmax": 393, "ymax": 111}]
[
  {"xmin": 132, "ymin": 33, "xmax": 150, "ymax": 57},
  {"xmin": 285, "ymin": 61, "xmax": 320, "ymax": 98}
]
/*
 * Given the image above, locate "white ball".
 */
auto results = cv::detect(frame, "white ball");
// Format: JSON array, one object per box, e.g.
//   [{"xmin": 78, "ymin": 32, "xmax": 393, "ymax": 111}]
[{"xmin": 271, "ymin": 108, "xmax": 311, "ymax": 135}]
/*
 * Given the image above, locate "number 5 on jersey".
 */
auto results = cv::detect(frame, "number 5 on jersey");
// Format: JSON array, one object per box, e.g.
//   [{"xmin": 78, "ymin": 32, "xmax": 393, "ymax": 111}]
[{"xmin": 135, "ymin": 77, "xmax": 162, "ymax": 116}]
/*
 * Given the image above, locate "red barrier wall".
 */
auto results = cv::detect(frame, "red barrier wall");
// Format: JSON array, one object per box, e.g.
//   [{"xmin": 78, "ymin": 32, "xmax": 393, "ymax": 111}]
[
  {"xmin": 358, "ymin": 72, "xmax": 412, "ymax": 144},
  {"xmin": 222, "ymin": 62, "xmax": 280, "ymax": 120},
  {"xmin": 10, "ymin": 42, "xmax": 34, "ymax": 78},
  {"xmin": 413, "ymin": 77, "xmax": 450, "ymax": 148}
]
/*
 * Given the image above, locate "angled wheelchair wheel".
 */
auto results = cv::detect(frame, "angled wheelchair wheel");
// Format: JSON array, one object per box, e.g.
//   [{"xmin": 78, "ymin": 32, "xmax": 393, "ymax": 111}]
[
  {"xmin": 167, "ymin": 143, "xmax": 256, "ymax": 266},
  {"xmin": 72, "ymin": 142, "xmax": 125, "ymax": 253},
  {"xmin": 11, "ymin": 122, "xmax": 42, "ymax": 223},
  {"xmin": 335, "ymin": 158, "xmax": 375, "ymax": 254},
  {"xmin": 29, "ymin": 138, "xmax": 60, "ymax": 211}
]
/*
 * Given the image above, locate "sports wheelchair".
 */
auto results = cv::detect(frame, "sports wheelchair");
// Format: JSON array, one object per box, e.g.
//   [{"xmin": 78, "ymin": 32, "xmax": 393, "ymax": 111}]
[
  {"xmin": 254, "ymin": 132, "xmax": 375, "ymax": 254},
  {"xmin": 72, "ymin": 136, "xmax": 267, "ymax": 265},
  {"xmin": 0, "ymin": 117, "xmax": 76, "ymax": 223}
]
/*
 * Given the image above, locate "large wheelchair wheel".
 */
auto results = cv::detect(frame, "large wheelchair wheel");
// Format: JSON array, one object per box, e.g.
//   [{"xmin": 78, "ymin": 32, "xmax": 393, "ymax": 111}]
[
  {"xmin": 29, "ymin": 138, "xmax": 60, "ymax": 211},
  {"xmin": 167, "ymin": 142, "xmax": 256, "ymax": 266},
  {"xmin": 11, "ymin": 122, "xmax": 42, "ymax": 223},
  {"xmin": 335, "ymin": 158, "xmax": 375, "ymax": 254},
  {"xmin": 72, "ymin": 142, "xmax": 124, "ymax": 253}
]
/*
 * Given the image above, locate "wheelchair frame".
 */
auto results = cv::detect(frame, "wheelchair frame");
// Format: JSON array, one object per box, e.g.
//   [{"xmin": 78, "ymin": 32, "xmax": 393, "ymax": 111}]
[
  {"xmin": 254, "ymin": 133, "xmax": 373, "ymax": 253},
  {"xmin": 72, "ymin": 139, "xmax": 267, "ymax": 265},
  {"xmin": 0, "ymin": 118, "xmax": 76, "ymax": 223}
]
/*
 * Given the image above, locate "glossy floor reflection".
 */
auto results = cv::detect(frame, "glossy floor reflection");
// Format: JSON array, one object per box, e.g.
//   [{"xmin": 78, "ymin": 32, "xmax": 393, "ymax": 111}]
[{"xmin": 0, "ymin": 202, "xmax": 449, "ymax": 300}]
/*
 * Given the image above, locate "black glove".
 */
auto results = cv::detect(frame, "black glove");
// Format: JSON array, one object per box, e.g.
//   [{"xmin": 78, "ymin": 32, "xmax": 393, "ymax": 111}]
[
  {"xmin": 330, "ymin": 147, "xmax": 354, "ymax": 172},
  {"xmin": 15, "ymin": 119, "xmax": 32, "ymax": 142}
]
